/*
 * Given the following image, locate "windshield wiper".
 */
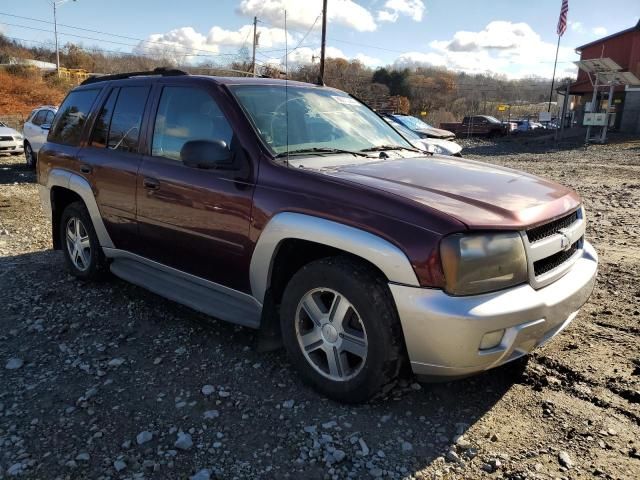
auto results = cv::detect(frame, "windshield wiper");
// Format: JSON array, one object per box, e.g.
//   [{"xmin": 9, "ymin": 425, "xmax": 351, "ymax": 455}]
[
  {"xmin": 275, "ymin": 147, "xmax": 370, "ymax": 158},
  {"xmin": 359, "ymin": 144, "xmax": 421, "ymax": 153}
]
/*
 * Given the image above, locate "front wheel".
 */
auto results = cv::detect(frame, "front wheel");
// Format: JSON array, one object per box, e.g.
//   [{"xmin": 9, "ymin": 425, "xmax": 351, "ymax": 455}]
[
  {"xmin": 24, "ymin": 142, "xmax": 36, "ymax": 168},
  {"xmin": 280, "ymin": 257, "xmax": 406, "ymax": 403},
  {"xmin": 60, "ymin": 202, "xmax": 106, "ymax": 280}
]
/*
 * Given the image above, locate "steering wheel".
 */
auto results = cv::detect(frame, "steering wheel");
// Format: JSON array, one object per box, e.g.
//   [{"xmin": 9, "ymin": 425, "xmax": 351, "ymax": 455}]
[{"xmin": 269, "ymin": 96, "xmax": 306, "ymax": 145}]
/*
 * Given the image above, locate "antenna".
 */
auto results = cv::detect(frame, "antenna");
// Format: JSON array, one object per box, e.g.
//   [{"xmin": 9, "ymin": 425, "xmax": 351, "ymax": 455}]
[{"xmin": 284, "ymin": 9, "xmax": 289, "ymax": 166}]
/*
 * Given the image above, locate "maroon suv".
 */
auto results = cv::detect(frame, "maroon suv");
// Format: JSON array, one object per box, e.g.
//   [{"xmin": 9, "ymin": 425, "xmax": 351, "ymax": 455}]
[{"xmin": 37, "ymin": 69, "xmax": 598, "ymax": 402}]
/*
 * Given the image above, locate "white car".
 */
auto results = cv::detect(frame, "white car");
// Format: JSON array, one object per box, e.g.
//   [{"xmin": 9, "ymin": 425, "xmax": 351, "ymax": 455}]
[
  {"xmin": 383, "ymin": 117, "xmax": 463, "ymax": 156},
  {"xmin": 22, "ymin": 105, "xmax": 57, "ymax": 168},
  {"xmin": 0, "ymin": 121, "xmax": 24, "ymax": 156}
]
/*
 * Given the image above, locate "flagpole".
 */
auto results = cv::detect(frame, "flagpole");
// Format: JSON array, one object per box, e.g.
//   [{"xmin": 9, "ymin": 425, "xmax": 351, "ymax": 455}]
[{"xmin": 548, "ymin": 34, "xmax": 561, "ymax": 112}]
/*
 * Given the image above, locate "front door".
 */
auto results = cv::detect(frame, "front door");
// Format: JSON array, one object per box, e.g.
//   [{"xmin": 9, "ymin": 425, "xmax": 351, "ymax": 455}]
[{"xmin": 136, "ymin": 85, "xmax": 255, "ymax": 292}]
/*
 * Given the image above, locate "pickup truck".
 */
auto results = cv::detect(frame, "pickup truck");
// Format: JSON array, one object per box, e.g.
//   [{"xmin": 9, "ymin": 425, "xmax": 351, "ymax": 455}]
[
  {"xmin": 37, "ymin": 69, "xmax": 598, "ymax": 402},
  {"xmin": 440, "ymin": 115, "xmax": 510, "ymax": 137}
]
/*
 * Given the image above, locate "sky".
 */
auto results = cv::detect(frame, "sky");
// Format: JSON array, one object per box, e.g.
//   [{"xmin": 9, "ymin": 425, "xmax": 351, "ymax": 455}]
[{"xmin": 1, "ymin": 0, "xmax": 639, "ymax": 78}]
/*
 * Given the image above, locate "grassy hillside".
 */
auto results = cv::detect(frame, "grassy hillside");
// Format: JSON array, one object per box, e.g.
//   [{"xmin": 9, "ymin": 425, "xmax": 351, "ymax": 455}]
[{"xmin": 0, "ymin": 69, "xmax": 69, "ymax": 116}]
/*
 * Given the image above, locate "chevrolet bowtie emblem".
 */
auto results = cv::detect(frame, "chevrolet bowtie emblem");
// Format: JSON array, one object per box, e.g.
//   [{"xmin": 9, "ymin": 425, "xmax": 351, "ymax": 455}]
[{"xmin": 558, "ymin": 230, "xmax": 572, "ymax": 251}]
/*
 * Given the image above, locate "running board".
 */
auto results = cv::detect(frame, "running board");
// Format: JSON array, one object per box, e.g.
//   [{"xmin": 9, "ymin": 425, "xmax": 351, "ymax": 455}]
[{"xmin": 105, "ymin": 249, "xmax": 262, "ymax": 329}]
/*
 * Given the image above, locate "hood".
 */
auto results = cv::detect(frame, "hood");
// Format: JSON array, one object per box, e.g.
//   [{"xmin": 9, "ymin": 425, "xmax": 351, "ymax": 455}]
[
  {"xmin": 315, "ymin": 155, "xmax": 580, "ymax": 229},
  {"xmin": 414, "ymin": 127, "xmax": 455, "ymax": 139},
  {"xmin": 0, "ymin": 126, "xmax": 20, "ymax": 137}
]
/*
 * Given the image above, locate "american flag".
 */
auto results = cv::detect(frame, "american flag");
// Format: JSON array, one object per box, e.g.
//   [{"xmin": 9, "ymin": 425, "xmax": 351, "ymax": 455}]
[{"xmin": 557, "ymin": 0, "xmax": 569, "ymax": 36}]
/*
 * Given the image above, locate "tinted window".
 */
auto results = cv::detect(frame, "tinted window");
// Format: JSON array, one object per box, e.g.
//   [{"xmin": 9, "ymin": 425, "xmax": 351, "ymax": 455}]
[
  {"xmin": 49, "ymin": 89, "xmax": 100, "ymax": 146},
  {"xmin": 107, "ymin": 86, "xmax": 149, "ymax": 152},
  {"xmin": 32, "ymin": 110, "xmax": 47, "ymax": 126},
  {"xmin": 152, "ymin": 87, "xmax": 232, "ymax": 161},
  {"xmin": 91, "ymin": 89, "xmax": 118, "ymax": 148}
]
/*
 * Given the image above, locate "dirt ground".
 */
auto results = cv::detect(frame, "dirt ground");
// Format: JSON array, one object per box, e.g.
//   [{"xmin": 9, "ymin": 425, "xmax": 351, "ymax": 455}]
[{"xmin": 0, "ymin": 135, "xmax": 638, "ymax": 480}]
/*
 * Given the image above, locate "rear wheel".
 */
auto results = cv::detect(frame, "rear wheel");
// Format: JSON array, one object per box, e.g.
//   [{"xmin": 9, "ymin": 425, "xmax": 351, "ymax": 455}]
[
  {"xmin": 280, "ymin": 257, "xmax": 406, "ymax": 403},
  {"xmin": 60, "ymin": 202, "xmax": 106, "ymax": 280},
  {"xmin": 24, "ymin": 142, "xmax": 36, "ymax": 168}
]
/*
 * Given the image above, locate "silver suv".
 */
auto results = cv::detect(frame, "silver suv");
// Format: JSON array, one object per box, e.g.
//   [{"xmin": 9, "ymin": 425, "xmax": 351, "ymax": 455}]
[{"xmin": 23, "ymin": 105, "xmax": 57, "ymax": 168}]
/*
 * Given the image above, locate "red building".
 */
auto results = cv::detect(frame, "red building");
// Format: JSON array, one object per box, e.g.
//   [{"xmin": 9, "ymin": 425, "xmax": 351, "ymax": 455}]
[{"xmin": 570, "ymin": 19, "xmax": 640, "ymax": 133}]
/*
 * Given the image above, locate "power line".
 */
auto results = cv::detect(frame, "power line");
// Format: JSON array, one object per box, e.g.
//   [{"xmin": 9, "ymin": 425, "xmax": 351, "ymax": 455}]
[{"xmin": 0, "ymin": 12, "xmax": 243, "ymax": 57}]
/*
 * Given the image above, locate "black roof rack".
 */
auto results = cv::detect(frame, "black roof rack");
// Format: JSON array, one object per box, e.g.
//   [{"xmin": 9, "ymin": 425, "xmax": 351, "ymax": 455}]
[{"xmin": 80, "ymin": 67, "xmax": 188, "ymax": 85}]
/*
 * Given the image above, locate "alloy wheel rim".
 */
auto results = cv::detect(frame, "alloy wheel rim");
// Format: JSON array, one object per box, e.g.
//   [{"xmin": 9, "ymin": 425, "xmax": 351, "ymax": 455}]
[
  {"xmin": 65, "ymin": 217, "xmax": 91, "ymax": 271},
  {"xmin": 25, "ymin": 145, "xmax": 32, "ymax": 165},
  {"xmin": 295, "ymin": 288, "xmax": 368, "ymax": 382}
]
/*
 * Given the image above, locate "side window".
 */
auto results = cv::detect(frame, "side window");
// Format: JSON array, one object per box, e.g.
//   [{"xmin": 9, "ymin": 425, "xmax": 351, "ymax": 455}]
[
  {"xmin": 44, "ymin": 110, "xmax": 55, "ymax": 125},
  {"xmin": 49, "ymin": 89, "xmax": 100, "ymax": 146},
  {"xmin": 107, "ymin": 86, "xmax": 150, "ymax": 152},
  {"xmin": 152, "ymin": 86, "xmax": 233, "ymax": 161},
  {"xmin": 32, "ymin": 110, "xmax": 47, "ymax": 126},
  {"xmin": 91, "ymin": 88, "xmax": 118, "ymax": 148}
]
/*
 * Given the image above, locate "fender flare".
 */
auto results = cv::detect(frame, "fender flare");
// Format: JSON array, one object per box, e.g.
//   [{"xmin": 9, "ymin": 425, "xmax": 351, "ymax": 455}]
[
  {"xmin": 44, "ymin": 168, "xmax": 115, "ymax": 248},
  {"xmin": 249, "ymin": 212, "xmax": 420, "ymax": 303}
]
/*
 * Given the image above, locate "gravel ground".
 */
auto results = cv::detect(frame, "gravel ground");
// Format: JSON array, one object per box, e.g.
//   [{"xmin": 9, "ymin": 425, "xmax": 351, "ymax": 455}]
[{"xmin": 0, "ymin": 135, "xmax": 639, "ymax": 480}]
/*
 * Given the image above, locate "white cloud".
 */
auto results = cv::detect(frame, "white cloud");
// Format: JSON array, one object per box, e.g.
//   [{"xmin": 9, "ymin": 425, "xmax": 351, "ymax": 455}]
[
  {"xmin": 285, "ymin": 46, "xmax": 347, "ymax": 64},
  {"xmin": 354, "ymin": 52, "xmax": 382, "ymax": 67},
  {"xmin": 134, "ymin": 27, "xmax": 219, "ymax": 61},
  {"xmin": 377, "ymin": 0, "xmax": 425, "ymax": 23},
  {"xmin": 135, "ymin": 23, "xmax": 294, "ymax": 64},
  {"xmin": 569, "ymin": 21, "xmax": 584, "ymax": 33},
  {"xmin": 394, "ymin": 21, "xmax": 579, "ymax": 79},
  {"xmin": 592, "ymin": 26, "xmax": 608, "ymax": 36},
  {"xmin": 237, "ymin": 0, "xmax": 377, "ymax": 32},
  {"xmin": 207, "ymin": 25, "xmax": 291, "ymax": 48}
]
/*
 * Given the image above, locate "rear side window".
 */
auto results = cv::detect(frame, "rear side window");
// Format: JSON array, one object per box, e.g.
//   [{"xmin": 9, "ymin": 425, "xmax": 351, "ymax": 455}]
[
  {"xmin": 107, "ymin": 86, "xmax": 149, "ymax": 152},
  {"xmin": 32, "ymin": 110, "xmax": 47, "ymax": 126},
  {"xmin": 49, "ymin": 89, "xmax": 100, "ymax": 146},
  {"xmin": 91, "ymin": 89, "xmax": 118, "ymax": 148},
  {"xmin": 152, "ymin": 86, "xmax": 232, "ymax": 161},
  {"xmin": 90, "ymin": 86, "xmax": 149, "ymax": 152}
]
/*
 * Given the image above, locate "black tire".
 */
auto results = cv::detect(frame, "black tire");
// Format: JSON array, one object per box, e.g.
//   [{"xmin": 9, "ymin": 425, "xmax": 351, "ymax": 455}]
[
  {"xmin": 24, "ymin": 142, "xmax": 36, "ymax": 169},
  {"xmin": 59, "ymin": 201, "xmax": 106, "ymax": 280},
  {"xmin": 280, "ymin": 256, "xmax": 406, "ymax": 403}
]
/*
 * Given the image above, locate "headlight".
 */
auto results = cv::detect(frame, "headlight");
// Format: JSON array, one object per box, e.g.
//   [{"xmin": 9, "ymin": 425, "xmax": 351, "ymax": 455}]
[
  {"xmin": 440, "ymin": 232, "xmax": 527, "ymax": 295},
  {"xmin": 428, "ymin": 144, "xmax": 445, "ymax": 155},
  {"xmin": 14, "ymin": 135, "xmax": 23, "ymax": 140}
]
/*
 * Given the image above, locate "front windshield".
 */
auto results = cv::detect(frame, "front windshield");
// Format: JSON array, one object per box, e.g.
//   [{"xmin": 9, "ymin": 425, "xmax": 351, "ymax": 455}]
[
  {"xmin": 230, "ymin": 85, "xmax": 413, "ymax": 155},
  {"xmin": 0, "ymin": 122, "xmax": 6, "ymax": 127},
  {"xmin": 393, "ymin": 115, "xmax": 433, "ymax": 130}
]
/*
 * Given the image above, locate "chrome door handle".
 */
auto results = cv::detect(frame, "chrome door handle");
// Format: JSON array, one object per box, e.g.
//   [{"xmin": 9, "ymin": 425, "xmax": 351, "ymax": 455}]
[{"xmin": 143, "ymin": 177, "xmax": 160, "ymax": 190}]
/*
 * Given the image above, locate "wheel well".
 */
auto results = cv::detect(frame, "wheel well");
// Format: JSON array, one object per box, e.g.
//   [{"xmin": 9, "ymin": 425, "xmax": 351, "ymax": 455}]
[
  {"xmin": 50, "ymin": 187, "xmax": 83, "ymax": 249},
  {"xmin": 259, "ymin": 238, "xmax": 389, "ymax": 332}
]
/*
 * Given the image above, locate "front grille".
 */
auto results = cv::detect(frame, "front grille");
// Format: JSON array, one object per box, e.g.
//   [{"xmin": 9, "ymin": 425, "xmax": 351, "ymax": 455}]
[
  {"xmin": 533, "ymin": 241, "xmax": 579, "ymax": 276},
  {"xmin": 526, "ymin": 210, "xmax": 579, "ymax": 243},
  {"xmin": 0, "ymin": 136, "xmax": 14, "ymax": 141}
]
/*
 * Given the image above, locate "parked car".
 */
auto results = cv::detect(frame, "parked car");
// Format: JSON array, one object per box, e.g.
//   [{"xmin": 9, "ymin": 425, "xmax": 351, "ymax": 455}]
[
  {"xmin": 441, "ymin": 115, "xmax": 510, "ymax": 137},
  {"xmin": 0, "ymin": 121, "xmax": 24, "ymax": 156},
  {"xmin": 388, "ymin": 114, "xmax": 456, "ymax": 139},
  {"xmin": 23, "ymin": 105, "xmax": 58, "ymax": 168},
  {"xmin": 382, "ymin": 116, "xmax": 462, "ymax": 156},
  {"xmin": 502, "ymin": 121, "xmax": 518, "ymax": 132},
  {"xmin": 38, "ymin": 69, "xmax": 598, "ymax": 402}
]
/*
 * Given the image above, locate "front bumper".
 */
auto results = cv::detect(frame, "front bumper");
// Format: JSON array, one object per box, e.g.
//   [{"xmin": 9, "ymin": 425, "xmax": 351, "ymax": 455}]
[
  {"xmin": 391, "ymin": 241, "xmax": 598, "ymax": 378},
  {"xmin": 0, "ymin": 140, "xmax": 24, "ymax": 153}
]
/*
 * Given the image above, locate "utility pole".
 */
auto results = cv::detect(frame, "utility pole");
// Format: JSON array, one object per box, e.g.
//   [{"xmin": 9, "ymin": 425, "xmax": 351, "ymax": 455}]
[
  {"xmin": 51, "ymin": 0, "xmax": 76, "ymax": 78},
  {"xmin": 318, "ymin": 0, "xmax": 327, "ymax": 85},
  {"xmin": 53, "ymin": 1, "xmax": 60, "ymax": 77},
  {"xmin": 251, "ymin": 16, "xmax": 257, "ymax": 77}
]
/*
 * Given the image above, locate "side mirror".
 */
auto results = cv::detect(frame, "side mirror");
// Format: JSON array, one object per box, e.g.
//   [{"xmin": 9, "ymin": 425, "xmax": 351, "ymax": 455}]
[
  {"xmin": 180, "ymin": 140, "xmax": 232, "ymax": 170},
  {"xmin": 41, "ymin": 123, "xmax": 51, "ymax": 131}
]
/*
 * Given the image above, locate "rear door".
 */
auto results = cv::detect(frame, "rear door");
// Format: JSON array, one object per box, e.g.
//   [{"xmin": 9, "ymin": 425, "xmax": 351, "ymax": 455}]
[
  {"xmin": 77, "ymin": 84, "xmax": 151, "ymax": 251},
  {"xmin": 135, "ymin": 83, "xmax": 255, "ymax": 292}
]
